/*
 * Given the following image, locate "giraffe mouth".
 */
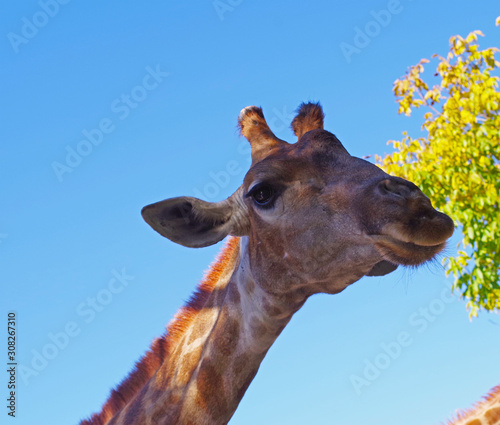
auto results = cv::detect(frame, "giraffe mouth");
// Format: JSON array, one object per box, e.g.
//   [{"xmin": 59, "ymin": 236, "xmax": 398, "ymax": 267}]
[{"xmin": 371, "ymin": 235, "xmax": 446, "ymax": 266}]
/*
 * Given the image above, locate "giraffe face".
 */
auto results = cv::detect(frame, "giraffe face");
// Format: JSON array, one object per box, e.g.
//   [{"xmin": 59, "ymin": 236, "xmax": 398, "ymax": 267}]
[
  {"xmin": 141, "ymin": 103, "xmax": 454, "ymax": 295},
  {"xmin": 237, "ymin": 127, "xmax": 454, "ymax": 293}
]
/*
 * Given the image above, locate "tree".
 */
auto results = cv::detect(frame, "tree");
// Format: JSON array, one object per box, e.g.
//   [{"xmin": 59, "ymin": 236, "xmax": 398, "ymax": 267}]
[{"xmin": 376, "ymin": 18, "xmax": 500, "ymax": 317}]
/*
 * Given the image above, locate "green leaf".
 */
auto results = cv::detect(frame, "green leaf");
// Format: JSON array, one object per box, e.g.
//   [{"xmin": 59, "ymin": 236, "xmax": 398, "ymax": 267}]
[{"xmin": 376, "ymin": 27, "xmax": 500, "ymax": 317}]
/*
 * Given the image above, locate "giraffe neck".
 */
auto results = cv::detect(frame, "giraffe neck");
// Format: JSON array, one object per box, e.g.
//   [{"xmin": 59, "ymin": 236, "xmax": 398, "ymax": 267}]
[
  {"xmin": 449, "ymin": 386, "xmax": 500, "ymax": 425},
  {"xmin": 109, "ymin": 237, "xmax": 304, "ymax": 425}
]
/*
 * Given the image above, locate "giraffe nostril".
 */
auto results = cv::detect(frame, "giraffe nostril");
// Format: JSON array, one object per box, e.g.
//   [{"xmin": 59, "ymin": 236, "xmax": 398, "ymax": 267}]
[
  {"xmin": 419, "ymin": 210, "xmax": 434, "ymax": 221},
  {"xmin": 380, "ymin": 179, "xmax": 411, "ymax": 199}
]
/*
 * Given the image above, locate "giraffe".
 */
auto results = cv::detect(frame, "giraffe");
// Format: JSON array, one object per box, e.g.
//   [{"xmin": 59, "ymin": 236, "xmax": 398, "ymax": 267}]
[
  {"xmin": 446, "ymin": 385, "xmax": 500, "ymax": 425},
  {"xmin": 80, "ymin": 102, "xmax": 455, "ymax": 425}
]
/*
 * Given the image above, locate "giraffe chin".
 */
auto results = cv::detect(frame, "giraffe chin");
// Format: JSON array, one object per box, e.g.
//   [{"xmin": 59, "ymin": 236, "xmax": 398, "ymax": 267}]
[{"xmin": 371, "ymin": 234, "xmax": 447, "ymax": 266}]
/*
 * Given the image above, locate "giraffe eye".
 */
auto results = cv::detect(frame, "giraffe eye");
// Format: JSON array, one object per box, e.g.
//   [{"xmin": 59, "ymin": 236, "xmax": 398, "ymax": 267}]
[{"xmin": 247, "ymin": 183, "xmax": 277, "ymax": 208}]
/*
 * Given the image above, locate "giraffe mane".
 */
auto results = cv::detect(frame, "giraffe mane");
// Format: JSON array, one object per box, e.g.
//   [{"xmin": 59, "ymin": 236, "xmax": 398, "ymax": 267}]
[
  {"xmin": 445, "ymin": 385, "xmax": 500, "ymax": 425},
  {"xmin": 80, "ymin": 237, "xmax": 240, "ymax": 425}
]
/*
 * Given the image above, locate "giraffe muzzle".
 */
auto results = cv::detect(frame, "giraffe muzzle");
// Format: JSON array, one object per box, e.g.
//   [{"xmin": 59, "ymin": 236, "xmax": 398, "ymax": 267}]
[{"xmin": 366, "ymin": 177, "xmax": 455, "ymax": 266}]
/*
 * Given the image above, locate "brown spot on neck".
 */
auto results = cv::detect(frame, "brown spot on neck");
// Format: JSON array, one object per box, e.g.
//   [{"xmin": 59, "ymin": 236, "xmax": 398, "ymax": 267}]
[
  {"xmin": 244, "ymin": 278, "xmax": 255, "ymax": 295},
  {"xmin": 212, "ymin": 307, "xmax": 241, "ymax": 358},
  {"xmin": 227, "ymin": 284, "xmax": 241, "ymax": 305},
  {"xmin": 464, "ymin": 420, "xmax": 483, "ymax": 425},
  {"xmin": 485, "ymin": 406, "xmax": 500, "ymax": 424},
  {"xmin": 196, "ymin": 359, "xmax": 229, "ymax": 419},
  {"xmin": 80, "ymin": 238, "xmax": 240, "ymax": 425}
]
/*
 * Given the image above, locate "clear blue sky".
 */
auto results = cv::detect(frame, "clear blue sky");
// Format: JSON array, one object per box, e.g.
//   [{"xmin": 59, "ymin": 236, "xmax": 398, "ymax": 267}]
[{"xmin": 2, "ymin": 1, "xmax": 500, "ymax": 424}]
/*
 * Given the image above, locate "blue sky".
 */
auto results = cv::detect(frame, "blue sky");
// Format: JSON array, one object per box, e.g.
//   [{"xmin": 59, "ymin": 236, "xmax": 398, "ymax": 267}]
[{"xmin": 2, "ymin": 1, "xmax": 500, "ymax": 424}]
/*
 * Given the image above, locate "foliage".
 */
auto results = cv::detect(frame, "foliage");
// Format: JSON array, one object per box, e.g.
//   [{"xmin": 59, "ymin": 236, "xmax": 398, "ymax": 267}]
[{"xmin": 376, "ymin": 20, "xmax": 500, "ymax": 317}]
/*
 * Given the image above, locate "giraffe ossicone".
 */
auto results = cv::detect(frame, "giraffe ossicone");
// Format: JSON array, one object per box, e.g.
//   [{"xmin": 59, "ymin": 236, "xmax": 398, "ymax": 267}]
[{"xmin": 81, "ymin": 102, "xmax": 457, "ymax": 425}]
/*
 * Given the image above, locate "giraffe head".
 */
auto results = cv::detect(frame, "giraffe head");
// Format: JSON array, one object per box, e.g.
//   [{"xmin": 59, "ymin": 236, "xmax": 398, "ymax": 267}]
[{"xmin": 142, "ymin": 102, "xmax": 454, "ymax": 297}]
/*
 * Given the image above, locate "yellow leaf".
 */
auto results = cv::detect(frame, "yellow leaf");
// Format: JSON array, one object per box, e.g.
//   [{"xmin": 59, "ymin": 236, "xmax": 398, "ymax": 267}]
[{"xmin": 378, "ymin": 25, "xmax": 500, "ymax": 316}]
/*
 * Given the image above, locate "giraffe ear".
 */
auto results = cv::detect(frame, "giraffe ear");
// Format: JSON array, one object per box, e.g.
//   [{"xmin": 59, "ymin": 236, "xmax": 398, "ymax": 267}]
[{"xmin": 141, "ymin": 196, "xmax": 241, "ymax": 248}]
